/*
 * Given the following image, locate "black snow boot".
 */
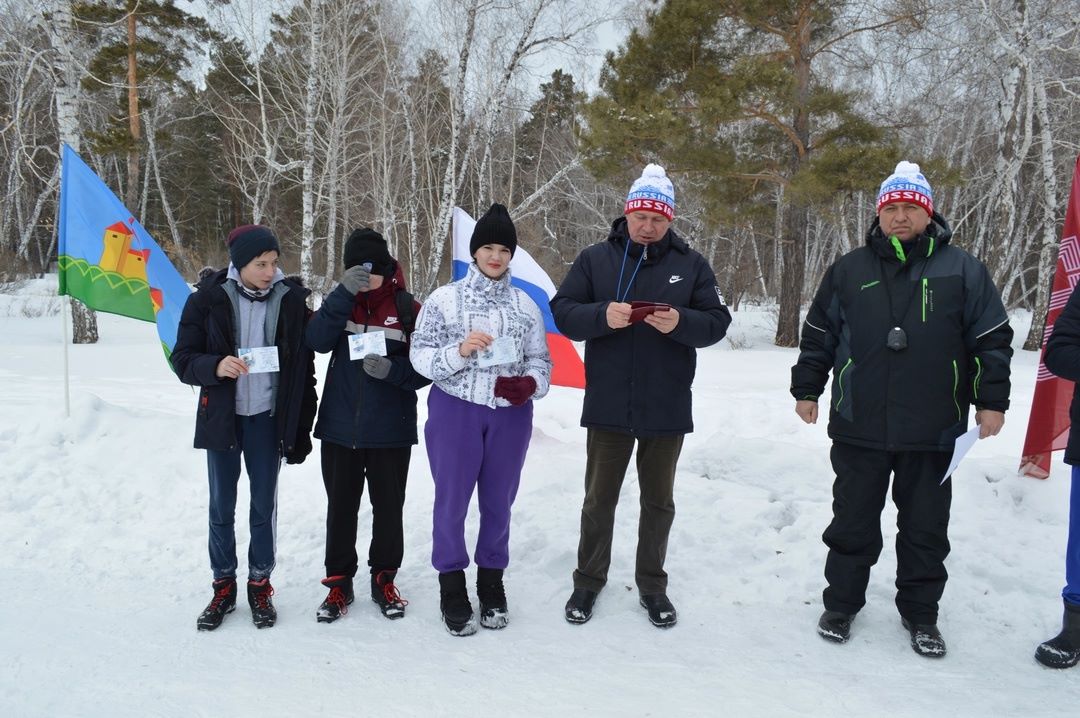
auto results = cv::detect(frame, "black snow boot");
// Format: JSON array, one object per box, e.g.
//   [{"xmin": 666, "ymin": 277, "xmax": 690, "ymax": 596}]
[
  {"xmin": 476, "ymin": 567, "xmax": 508, "ymax": 629},
  {"xmin": 196, "ymin": 578, "xmax": 237, "ymax": 631},
  {"xmin": 1035, "ymin": 601, "xmax": 1080, "ymax": 669},
  {"xmin": 316, "ymin": 575, "xmax": 354, "ymax": 624},
  {"xmin": 247, "ymin": 578, "xmax": 277, "ymax": 629},
  {"xmin": 438, "ymin": 570, "xmax": 476, "ymax": 636},
  {"xmin": 371, "ymin": 569, "xmax": 408, "ymax": 620},
  {"xmin": 639, "ymin": 593, "xmax": 677, "ymax": 628},
  {"xmin": 817, "ymin": 610, "xmax": 854, "ymax": 644},
  {"xmin": 902, "ymin": 617, "xmax": 946, "ymax": 658},
  {"xmin": 564, "ymin": 588, "xmax": 598, "ymax": 625}
]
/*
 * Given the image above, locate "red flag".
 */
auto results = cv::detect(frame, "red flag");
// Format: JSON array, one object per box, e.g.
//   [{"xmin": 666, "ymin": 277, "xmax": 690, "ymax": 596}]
[{"xmin": 1020, "ymin": 155, "xmax": 1080, "ymax": 478}]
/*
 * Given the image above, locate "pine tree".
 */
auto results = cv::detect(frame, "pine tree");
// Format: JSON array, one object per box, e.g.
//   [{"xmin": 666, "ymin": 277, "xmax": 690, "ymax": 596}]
[
  {"xmin": 73, "ymin": 0, "xmax": 216, "ymax": 209},
  {"xmin": 583, "ymin": 0, "xmax": 920, "ymax": 346}
]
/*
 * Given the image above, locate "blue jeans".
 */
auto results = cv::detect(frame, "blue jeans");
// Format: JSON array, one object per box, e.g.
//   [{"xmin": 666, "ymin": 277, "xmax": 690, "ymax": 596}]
[
  {"xmin": 206, "ymin": 411, "xmax": 280, "ymax": 581},
  {"xmin": 1065, "ymin": 467, "xmax": 1080, "ymax": 606}
]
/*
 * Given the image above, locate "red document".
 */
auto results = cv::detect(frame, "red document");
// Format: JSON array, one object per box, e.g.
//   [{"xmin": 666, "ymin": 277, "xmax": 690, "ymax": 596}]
[{"xmin": 629, "ymin": 301, "xmax": 672, "ymax": 323}]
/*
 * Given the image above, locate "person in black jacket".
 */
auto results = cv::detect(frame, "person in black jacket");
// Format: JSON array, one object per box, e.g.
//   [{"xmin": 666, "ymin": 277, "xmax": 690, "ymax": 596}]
[
  {"xmin": 305, "ymin": 228, "xmax": 431, "ymax": 624},
  {"xmin": 172, "ymin": 224, "xmax": 317, "ymax": 632},
  {"xmin": 1034, "ymin": 280, "xmax": 1080, "ymax": 669},
  {"xmin": 791, "ymin": 162, "xmax": 1013, "ymax": 658},
  {"xmin": 551, "ymin": 164, "xmax": 731, "ymax": 628}
]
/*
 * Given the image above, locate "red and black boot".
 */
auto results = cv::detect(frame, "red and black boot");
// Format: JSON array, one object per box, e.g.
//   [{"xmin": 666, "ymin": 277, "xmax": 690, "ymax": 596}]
[
  {"xmin": 196, "ymin": 578, "xmax": 237, "ymax": 631},
  {"xmin": 316, "ymin": 575, "xmax": 354, "ymax": 623},
  {"xmin": 247, "ymin": 578, "xmax": 277, "ymax": 629},
  {"xmin": 371, "ymin": 569, "xmax": 408, "ymax": 620}
]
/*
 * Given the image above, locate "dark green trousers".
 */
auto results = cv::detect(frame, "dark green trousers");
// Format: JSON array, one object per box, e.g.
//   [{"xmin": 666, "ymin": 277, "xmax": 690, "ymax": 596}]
[{"xmin": 573, "ymin": 428, "xmax": 684, "ymax": 595}]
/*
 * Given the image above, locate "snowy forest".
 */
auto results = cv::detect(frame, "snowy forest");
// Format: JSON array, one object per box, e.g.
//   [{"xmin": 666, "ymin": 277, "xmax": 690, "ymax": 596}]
[{"xmin": 3, "ymin": 0, "xmax": 1080, "ymax": 349}]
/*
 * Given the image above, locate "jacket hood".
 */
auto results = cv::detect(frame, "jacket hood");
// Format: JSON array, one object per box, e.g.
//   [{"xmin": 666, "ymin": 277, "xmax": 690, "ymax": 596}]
[
  {"xmin": 866, "ymin": 210, "xmax": 953, "ymax": 247},
  {"xmin": 606, "ymin": 216, "xmax": 688, "ymax": 259},
  {"xmin": 356, "ymin": 261, "xmax": 407, "ymax": 305},
  {"xmin": 194, "ymin": 266, "xmax": 309, "ymax": 297},
  {"xmin": 866, "ymin": 210, "xmax": 952, "ymax": 263}
]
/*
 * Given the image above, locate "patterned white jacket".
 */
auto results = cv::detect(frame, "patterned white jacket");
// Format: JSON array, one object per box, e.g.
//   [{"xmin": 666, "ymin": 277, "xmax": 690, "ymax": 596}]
[{"xmin": 410, "ymin": 262, "xmax": 552, "ymax": 408}]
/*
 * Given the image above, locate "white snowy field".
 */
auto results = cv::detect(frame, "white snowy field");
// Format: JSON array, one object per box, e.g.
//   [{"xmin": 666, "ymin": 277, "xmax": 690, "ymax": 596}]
[{"xmin": 1, "ymin": 277, "xmax": 1078, "ymax": 718}]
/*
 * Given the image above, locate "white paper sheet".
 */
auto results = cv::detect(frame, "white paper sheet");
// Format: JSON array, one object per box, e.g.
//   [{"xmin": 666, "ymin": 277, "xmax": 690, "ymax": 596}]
[{"xmin": 942, "ymin": 425, "xmax": 981, "ymax": 484}]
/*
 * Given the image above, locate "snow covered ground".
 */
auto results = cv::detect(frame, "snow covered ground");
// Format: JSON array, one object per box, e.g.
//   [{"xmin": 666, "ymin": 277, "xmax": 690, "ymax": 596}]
[{"xmin": 1, "ymin": 277, "xmax": 1078, "ymax": 717}]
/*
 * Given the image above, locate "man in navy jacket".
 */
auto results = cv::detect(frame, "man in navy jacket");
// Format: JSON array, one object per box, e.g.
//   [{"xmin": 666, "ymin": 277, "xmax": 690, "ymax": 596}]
[{"xmin": 551, "ymin": 164, "xmax": 731, "ymax": 628}]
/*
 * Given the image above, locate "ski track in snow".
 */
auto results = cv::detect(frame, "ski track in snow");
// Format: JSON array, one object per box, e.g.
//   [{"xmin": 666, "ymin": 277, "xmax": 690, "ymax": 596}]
[{"xmin": 1, "ymin": 280, "xmax": 1079, "ymax": 716}]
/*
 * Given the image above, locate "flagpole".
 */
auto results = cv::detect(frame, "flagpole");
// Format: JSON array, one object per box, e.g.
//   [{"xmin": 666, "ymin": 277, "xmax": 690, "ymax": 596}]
[{"xmin": 61, "ymin": 293, "xmax": 70, "ymax": 418}]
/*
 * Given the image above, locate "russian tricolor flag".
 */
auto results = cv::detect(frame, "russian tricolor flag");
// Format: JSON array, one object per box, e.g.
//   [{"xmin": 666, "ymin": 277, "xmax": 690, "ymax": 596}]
[{"xmin": 452, "ymin": 207, "xmax": 585, "ymax": 389}]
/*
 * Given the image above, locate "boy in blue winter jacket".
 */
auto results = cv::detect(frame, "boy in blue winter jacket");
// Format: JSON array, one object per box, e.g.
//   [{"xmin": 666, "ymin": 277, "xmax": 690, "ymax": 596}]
[{"xmin": 305, "ymin": 228, "xmax": 431, "ymax": 623}]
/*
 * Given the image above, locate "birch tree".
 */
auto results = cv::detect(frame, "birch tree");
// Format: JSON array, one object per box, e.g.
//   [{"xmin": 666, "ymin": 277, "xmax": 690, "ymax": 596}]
[{"xmin": 42, "ymin": 0, "xmax": 99, "ymax": 343}]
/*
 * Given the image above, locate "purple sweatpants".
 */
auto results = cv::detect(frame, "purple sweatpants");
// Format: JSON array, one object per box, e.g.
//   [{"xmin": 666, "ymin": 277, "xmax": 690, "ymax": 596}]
[{"xmin": 425, "ymin": 386, "xmax": 534, "ymax": 572}]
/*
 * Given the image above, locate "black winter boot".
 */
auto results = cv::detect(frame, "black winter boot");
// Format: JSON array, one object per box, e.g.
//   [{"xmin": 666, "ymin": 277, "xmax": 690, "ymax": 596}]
[
  {"xmin": 196, "ymin": 578, "xmax": 237, "ymax": 631},
  {"xmin": 247, "ymin": 578, "xmax": 277, "ymax": 629},
  {"xmin": 564, "ymin": 588, "xmax": 598, "ymax": 624},
  {"xmin": 476, "ymin": 567, "xmax": 508, "ymax": 629},
  {"xmin": 1035, "ymin": 601, "xmax": 1080, "ymax": 669},
  {"xmin": 639, "ymin": 593, "xmax": 677, "ymax": 628},
  {"xmin": 817, "ymin": 610, "xmax": 854, "ymax": 643},
  {"xmin": 438, "ymin": 570, "xmax": 476, "ymax": 636},
  {"xmin": 371, "ymin": 569, "xmax": 408, "ymax": 620},
  {"xmin": 316, "ymin": 575, "xmax": 354, "ymax": 623},
  {"xmin": 902, "ymin": 617, "xmax": 946, "ymax": 658}
]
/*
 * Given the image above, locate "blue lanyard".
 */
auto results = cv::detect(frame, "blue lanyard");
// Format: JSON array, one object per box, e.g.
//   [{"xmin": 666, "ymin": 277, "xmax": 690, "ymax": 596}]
[{"xmin": 615, "ymin": 240, "xmax": 646, "ymax": 302}]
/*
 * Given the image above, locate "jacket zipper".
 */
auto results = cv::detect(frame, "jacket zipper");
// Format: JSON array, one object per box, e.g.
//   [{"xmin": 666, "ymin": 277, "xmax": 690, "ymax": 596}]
[
  {"xmin": 352, "ymin": 296, "xmax": 369, "ymax": 448},
  {"xmin": 952, "ymin": 359, "xmax": 962, "ymax": 423},
  {"xmin": 834, "ymin": 358, "xmax": 853, "ymax": 411},
  {"xmin": 921, "ymin": 278, "xmax": 928, "ymax": 322}
]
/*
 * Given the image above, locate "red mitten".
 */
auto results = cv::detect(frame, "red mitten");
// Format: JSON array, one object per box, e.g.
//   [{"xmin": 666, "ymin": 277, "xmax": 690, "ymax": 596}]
[{"xmin": 494, "ymin": 376, "xmax": 537, "ymax": 406}]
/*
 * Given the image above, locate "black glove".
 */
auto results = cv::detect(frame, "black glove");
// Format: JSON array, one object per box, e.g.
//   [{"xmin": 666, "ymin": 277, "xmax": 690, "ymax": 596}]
[
  {"xmin": 362, "ymin": 353, "xmax": 392, "ymax": 380},
  {"xmin": 284, "ymin": 434, "xmax": 312, "ymax": 465},
  {"xmin": 340, "ymin": 265, "xmax": 371, "ymax": 295}
]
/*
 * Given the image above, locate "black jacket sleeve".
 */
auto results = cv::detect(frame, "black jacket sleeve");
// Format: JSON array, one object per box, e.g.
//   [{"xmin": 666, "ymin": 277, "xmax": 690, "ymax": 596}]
[
  {"xmin": 790, "ymin": 264, "xmax": 841, "ymax": 402},
  {"xmin": 963, "ymin": 260, "xmax": 1012, "ymax": 412},
  {"xmin": 667, "ymin": 256, "xmax": 731, "ymax": 348},
  {"xmin": 550, "ymin": 250, "xmax": 617, "ymax": 341},
  {"xmin": 286, "ymin": 322, "xmax": 319, "ymax": 464},
  {"xmin": 171, "ymin": 292, "xmax": 225, "ymax": 387},
  {"xmin": 381, "ymin": 300, "xmax": 433, "ymax": 391},
  {"xmin": 305, "ymin": 284, "xmax": 353, "ymax": 353},
  {"xmin": 1045, "ymin": 282, "xmax": 1080, "ymax": 382}
]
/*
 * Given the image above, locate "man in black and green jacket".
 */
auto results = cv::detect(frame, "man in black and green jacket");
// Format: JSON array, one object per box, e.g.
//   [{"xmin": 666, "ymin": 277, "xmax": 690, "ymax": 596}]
[{"xmin": 790, "ymin": 161, "xmax": 1012, "ymax": 658}]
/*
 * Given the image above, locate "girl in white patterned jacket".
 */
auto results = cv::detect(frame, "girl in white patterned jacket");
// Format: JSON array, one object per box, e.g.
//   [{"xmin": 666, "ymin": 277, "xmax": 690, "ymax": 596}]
[{"xmin": 410, "ymin": 203, "xmax": 552, "ymax": 636}]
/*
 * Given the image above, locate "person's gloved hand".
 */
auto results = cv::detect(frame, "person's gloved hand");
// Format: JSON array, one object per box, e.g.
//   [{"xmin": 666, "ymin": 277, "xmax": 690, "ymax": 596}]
[
  {"xmin": 284, "ymin": 433, "xmax": 312, "ymax": 464},
  {"xmin": 340, "ymin": 265, "xmax": 371, "ymax": 295},
  {"xmin": 494, "ymin": 376, "xmax": 537, "ymax": 406},
  {"xmin": 362, "ymin": 353, "xmax": 392, "ymax": 380}
]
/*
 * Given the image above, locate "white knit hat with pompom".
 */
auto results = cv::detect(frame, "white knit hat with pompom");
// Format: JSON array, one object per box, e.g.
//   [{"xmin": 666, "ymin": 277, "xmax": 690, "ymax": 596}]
[{"xmin": 625, "ymin": 163, "xmax": 675, "ymax": 220}]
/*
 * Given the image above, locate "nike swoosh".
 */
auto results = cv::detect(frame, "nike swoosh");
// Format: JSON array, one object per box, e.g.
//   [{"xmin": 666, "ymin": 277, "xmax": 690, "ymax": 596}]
[{"xmin": 668, "ymin": 276, "xmax": 683, "ymax": 284}]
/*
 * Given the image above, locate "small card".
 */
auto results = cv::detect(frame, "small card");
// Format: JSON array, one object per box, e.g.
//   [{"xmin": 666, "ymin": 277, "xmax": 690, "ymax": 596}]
[
  {"xmin": 348, "ymin": 330, "xmax": 388, "ymax": 360},
  {"xmin": 477, "ymin": 335, "xmax": 519, "ymax": 368},
  {"xmin": 238, "ymin": 346, "xmax": 279, "ymax": 374},
  {"xmin": 629, "ymin": 301, "xmax": 672, "ymax": 324}
]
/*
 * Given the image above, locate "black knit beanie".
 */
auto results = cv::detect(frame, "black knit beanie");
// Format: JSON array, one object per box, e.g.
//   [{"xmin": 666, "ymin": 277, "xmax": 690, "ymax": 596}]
[
  {"xmin": 227, "ymin": 224, "xmax": 280, "ymax": 269},
  {"xmin": 469, "ymin": 203, "xmax": 517, "ymax": 257},
  {"xmin": 344, "ymin": 228, "xmax": 394, "ymax": 275}
]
